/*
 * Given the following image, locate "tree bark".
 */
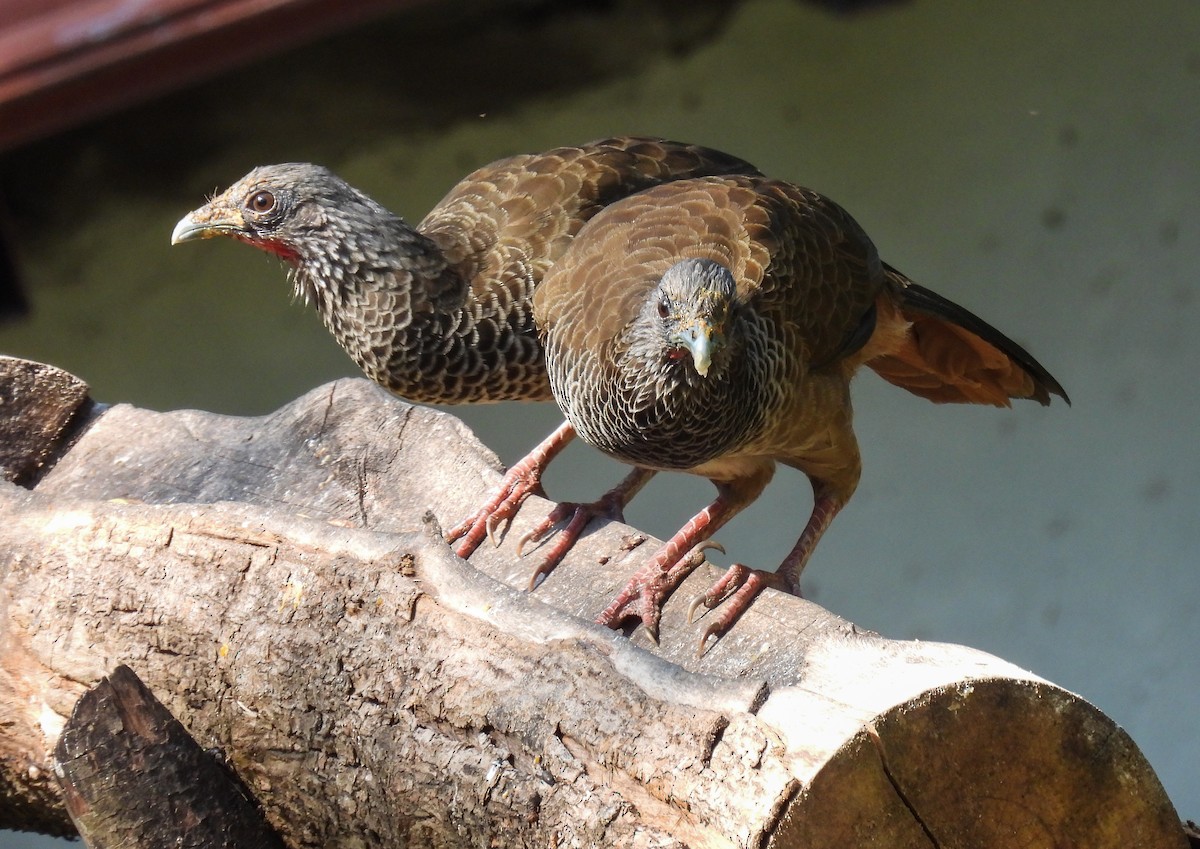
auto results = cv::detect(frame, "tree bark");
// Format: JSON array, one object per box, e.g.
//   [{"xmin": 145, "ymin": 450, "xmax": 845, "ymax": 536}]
[{"xmin": 0, "ymin": 356, "xmax": 1188, "ymax": 848}]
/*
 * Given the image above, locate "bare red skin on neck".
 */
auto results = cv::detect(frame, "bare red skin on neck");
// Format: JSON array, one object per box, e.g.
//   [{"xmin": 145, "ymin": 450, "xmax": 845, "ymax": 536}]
[{"xmin": 234, "ymin": 233, "xmax": 301, "ymax": 265}]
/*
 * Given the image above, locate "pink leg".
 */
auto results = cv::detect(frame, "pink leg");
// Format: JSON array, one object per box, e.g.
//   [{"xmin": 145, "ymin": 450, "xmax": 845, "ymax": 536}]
[
  {"xmin": 689, "ymin": 482, "xmax": 845, "ymax": 654},
  {"xmin": 596, "ymin": 470, "xmax": 771, "ymax": 641},
  {"xmin": 519, "ymin": 466, "xmax": 657, "ymax": 590},
  {"xmin": 445, "ymin": 421, "xmax": 575, "ymax": 559}
]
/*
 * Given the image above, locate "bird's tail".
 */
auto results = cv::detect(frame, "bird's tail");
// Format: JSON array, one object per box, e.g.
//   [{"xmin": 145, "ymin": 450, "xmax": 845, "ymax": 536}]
[{"xmin": 865, "ymin": 264, "xmax": 1070, "ymax": 407}]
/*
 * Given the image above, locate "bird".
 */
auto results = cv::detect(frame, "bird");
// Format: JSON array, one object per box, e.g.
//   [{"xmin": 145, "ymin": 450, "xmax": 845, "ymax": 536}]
[
  {"xmin": 532, "ymin": 174, "xmax": 1069, "ymax": 649},
  {"xmin": 170, "ymin": 138, "xmax": 763, "ymax": 563}
]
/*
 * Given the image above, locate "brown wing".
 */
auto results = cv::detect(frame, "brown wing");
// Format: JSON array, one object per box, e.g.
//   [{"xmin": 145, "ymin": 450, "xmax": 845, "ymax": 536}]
[
  {"xmin": 418, "ymin": 137, "xmax": 765, "ymax": 298},
  {"xmin": 867, "ymin": 263, "xmax": 1070, "ymax": 407},
  {"xmin": 743, "ymin": 180, "xmax": 884, "ymax": 370},
  {"xmin": 535, "ymin": 174, "xmax": 884, "ymax": 370},
  {"xmin": 535, "ymin": 176, "xmax": 772, "ymax": 352}
]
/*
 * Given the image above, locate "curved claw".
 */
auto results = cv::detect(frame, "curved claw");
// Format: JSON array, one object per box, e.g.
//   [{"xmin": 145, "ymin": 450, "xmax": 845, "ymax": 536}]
[
  {"xmin": 595, "ymin": 576, "xmax": 666, "ymax": 644},
  {"xmin": 685, "ymin": 554, "xmax": 741, "ymax": 624},
  {"xmin": 693, "ymin": 539, "xmax": 726, "ymax": 558},
  {"xmin": 519, "ymin": 466, "xmax": 657, "ymax": 591},
  {"xmin": 522, "ymin": 505, "xmax": 591, "ymax": 591},
  {"xmin": 445, "ymin": 469, "xmax": 543, "ymax": 558},
  {"xmin": 691, "ymin": 565, "xmax": 792, "ymax": 656},
  {"xmin": 697, "ymin": 621, "xmax": 727, "ymax": 657},
  {"xmin": 516, "ymin": 503, "xmax": 573, "ymax": 558},
  {"xmin": 446, "ymin": 422, "xmax": 578, "ymax": 560},
  {"xmin": 485, "ymin": 510, "xmax": 511, "ymax": 548},
  {"xmin": 595, "ymin": 541, "xmax": 717, "ymax": 641}
]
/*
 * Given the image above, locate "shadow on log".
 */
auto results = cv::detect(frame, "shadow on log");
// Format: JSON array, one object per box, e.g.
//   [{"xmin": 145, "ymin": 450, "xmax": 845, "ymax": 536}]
[{"xmin": 0, "ymin": 356, "xmax": 1188, "ymax": 848}]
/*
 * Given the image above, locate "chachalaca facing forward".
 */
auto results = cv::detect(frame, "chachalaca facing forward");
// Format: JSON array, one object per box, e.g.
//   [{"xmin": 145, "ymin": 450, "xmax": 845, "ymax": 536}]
[
  {"xmin": 533, "ymin": 175, "xmax": 1068, "ymax": 649},
  {"xmin": 170, "ymin": 138, "xmax": 762, "ymax": 563}
]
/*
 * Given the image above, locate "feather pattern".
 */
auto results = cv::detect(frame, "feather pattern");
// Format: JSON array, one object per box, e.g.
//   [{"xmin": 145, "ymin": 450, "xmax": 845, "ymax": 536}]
[{"xmin": 172, "ymin": 138, "xmax": 764, "ymax": 404}]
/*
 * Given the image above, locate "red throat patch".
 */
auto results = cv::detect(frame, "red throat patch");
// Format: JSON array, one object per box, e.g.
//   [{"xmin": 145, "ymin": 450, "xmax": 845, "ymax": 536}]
[{"xmin": 235, "ymin": 233, "xmax": 301, "ymax": 265}]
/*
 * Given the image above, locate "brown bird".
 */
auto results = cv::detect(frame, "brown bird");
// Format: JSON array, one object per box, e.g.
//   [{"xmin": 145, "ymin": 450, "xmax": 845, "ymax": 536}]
[
  {"xmin": 170, "ymin": 138, "xmax": 762, "ymax": 560},
  {"xmin": 533, "ymin": 175, "xmax": 1068, "ymax": 648}
]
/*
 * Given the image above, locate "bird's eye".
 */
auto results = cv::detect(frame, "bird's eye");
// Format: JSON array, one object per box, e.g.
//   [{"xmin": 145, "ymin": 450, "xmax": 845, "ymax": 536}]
[
  {"xmin": 246, "ymin": 190, "xmax": 276, "ymax": 214},
  {"xmin": 656, "ymin": 296, "xmax": 670, "ymax": 319}
]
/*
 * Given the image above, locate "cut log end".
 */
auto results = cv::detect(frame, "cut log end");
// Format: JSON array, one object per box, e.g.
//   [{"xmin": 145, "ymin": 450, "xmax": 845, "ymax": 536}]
[{"xmin": 774, "ymin": 679, "xmax": 1185, "ymax": 848}]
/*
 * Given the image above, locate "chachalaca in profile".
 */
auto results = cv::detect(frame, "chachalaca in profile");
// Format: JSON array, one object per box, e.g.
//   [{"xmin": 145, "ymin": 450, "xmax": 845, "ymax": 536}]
[{"xmin": 171, "ymin": 138, "xmax": 764, "ymax": 567}]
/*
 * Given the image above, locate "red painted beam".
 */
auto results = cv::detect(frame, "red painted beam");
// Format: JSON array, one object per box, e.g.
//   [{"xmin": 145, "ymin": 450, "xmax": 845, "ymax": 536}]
[{"xmin": 0, "ymin": 0, "xmax": 427, "ymax": 152}]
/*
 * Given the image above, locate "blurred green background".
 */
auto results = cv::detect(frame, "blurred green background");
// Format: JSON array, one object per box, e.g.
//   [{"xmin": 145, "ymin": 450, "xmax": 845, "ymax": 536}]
[{"xmin": 2, "ymin": 0, "xmax": 1197, "ymax": 843}]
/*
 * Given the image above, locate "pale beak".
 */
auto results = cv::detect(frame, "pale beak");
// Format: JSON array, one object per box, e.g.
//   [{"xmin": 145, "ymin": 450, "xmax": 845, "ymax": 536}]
[
  {"xmin": 676, "ymin": 318, "xmax": 719, "ymax": 377},
  {"xmin": 170, "ymin": 205, "xmax": 244, "ymax": 245}
]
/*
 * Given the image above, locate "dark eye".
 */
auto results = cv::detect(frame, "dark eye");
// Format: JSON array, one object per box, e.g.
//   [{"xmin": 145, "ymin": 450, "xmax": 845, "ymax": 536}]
[
  {"xmin": 246, "ymin": 190, "xmax": 276, "ymax": 214},
  {"xmin": 656, "ymin": 296, "xmax": 670, "ymax": 319}
]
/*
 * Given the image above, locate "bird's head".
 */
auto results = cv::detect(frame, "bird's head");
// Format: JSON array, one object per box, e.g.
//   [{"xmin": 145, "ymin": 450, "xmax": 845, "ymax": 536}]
[
  {"xmin": 171, "ymin": 163, "xmax": 383, "ymax": 266},
  {"xmin": 648, "ymin": 257, "xmax": 737, "ymax": 378}
]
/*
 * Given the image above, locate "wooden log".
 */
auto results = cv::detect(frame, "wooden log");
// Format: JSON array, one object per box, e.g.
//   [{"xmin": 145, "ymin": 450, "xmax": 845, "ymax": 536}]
[
  {"xmin": 0, "ymin": 356, "xmax": 90, "ymax": 484},
  {"xmin": 0, "ymin": 356, "xmax": 1188, "ymax": 847},
  {"xmin": 54, "ymin": 665, "xmax": 288, "ymax": 849}
]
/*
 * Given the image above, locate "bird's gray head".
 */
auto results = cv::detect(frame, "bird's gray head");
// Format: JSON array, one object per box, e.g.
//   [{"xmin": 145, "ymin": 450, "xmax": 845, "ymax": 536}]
[
  {"xmin": 643, "ymin": 257, "xmax": 738, "ymax": 378},
  {"xmin": 170, "ymin": 163, "xmax": 391, "ymax": 265}
]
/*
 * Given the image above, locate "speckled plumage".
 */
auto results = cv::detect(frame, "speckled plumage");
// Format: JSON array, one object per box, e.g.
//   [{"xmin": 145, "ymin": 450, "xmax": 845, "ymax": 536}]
[
  {"xmin": 533, "ymin": 175, "xmax": 1068, "ymax": 643},
  {"xmin": 172, "ymin": 138, "xmax": 762, "ymax": 405},
  {"xmin": 173, "ymin": 139, "xmax": 767, "ymax": 570},
  {"xmin": 538, "ymin": 178, "xmax": 885, "ymax": 480}
]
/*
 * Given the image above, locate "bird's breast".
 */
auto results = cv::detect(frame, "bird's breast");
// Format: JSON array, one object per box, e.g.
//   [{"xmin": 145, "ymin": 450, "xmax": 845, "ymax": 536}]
[{"xmin": 551, "ymin": 348, "xmax": 766, "ymax": 471}]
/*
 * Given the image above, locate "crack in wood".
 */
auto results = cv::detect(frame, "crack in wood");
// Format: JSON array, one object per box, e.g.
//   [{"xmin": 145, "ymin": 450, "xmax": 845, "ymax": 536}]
[{"xmin": 867, "ymin": 722, "xmax": 940, "ymax": 848}]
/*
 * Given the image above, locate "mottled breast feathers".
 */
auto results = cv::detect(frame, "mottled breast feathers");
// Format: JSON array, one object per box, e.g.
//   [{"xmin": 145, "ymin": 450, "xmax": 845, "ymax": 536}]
[{"xmin": 533, "ymin": 175, "xmax": 884, "ymax": 471}]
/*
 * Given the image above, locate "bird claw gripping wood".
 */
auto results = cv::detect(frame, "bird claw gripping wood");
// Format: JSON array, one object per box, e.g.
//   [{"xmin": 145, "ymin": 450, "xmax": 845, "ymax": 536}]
[
  {"xmin": 518, "ymin": 467, "xmax": 656, "ymax": 590},
  {"xmin": 688, "ymin": 564, "xmax": 790, "ymax": 656},
  {"xmin": 594, "ymin": 541, "xmax": 723, "ymax": 643},
  {"xmin": 444, "ymin": 465, "xmax": 545, "ymax": 558},
  {"xmin": 688, "ymin": 490, "xmax": 840, "ymax": 653},
  {"xmin": 445, "ymin": 422, "xmax": 577, "ymax": 558}
]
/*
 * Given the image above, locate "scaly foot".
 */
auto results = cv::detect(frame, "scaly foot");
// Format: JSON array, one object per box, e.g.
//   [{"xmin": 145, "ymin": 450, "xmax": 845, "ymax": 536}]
[
  {"xmin": 595, "ymin": 542, "xmax": 723, "ymax": 642},
  {"xmin": 445, "ymin": 421, "xmax": 576, "ymax": 558},
  {"xmin": 687, "ymin": 488, "xmax": 843, "ymax": 654},
  {"xmin": 519, "ymin": 467, "xmax": 656, "ymax": 589},
  {"xmin": 687, "ymin": 565, "xmax": 792, "ymax": 655}
]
